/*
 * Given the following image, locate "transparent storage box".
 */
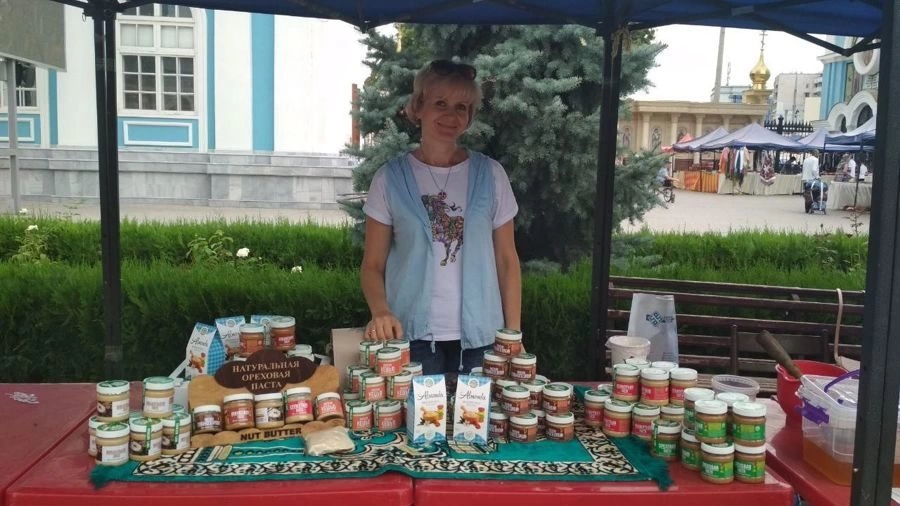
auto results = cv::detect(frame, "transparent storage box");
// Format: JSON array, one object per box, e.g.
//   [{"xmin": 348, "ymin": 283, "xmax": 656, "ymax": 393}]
[{"xmin": 798, "ymin": 372, "xmax": 900, "ymax": 486}]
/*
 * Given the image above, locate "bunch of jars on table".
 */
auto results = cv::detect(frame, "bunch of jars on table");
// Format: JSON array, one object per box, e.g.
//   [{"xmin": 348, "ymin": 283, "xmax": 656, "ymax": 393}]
[{"xmin": 590, "ymin": 359, "xmax": 768, "ymax": 485}]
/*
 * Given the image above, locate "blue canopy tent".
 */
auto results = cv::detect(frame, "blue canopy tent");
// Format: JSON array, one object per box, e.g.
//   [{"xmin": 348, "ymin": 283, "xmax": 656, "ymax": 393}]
[
  {"xmin": 701, "ymin": 122, "xmax": 805, "ymax": 151},
  {"xmin": 829, "ymin": 116, "xmax": 878, "ymax": 146},
  {"xmin": 47, "ymin": 1, "xmax": 899, "ymax": 503},
  {"xmin": 672, "ymin": 126, "xmax": 729, "ymax": 153}
]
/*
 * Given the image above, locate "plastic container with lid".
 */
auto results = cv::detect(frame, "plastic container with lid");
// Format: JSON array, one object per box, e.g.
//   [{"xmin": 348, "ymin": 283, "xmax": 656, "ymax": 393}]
[
  {"xmin": 388, "ymin": 370, "xmax": 413, "ymax": 400},
  {"xmin": 732, "ymin": 401, "xmax": 767, "ymax": 446},
  {"xmin": 88, "ymin": 416, "xmax": 104, "ymax": 457},
  {"xmin": 711, "ymin": 374, "xmax": 760, "ymax": 401},
  {"xmin": 683, "ymin": 387, "xmax": 716, "ymax": 430},
  {"xmin": 289, "ymin": 343, "xmax": 314, "ymax": 357},
  {"xmin": 522, "ymin": 379, "xmax": 547, "ymax": 409},
  {"xmin": 489, "ymin": 409, "xmax": 509, "ymax": 442},
  {"xmin": 402, "ymin": 361, "xmax": 423, "ymax": 377},
  {"xmin": 632, "ymin": 403, "xmax": 661, "ymax": 441},
  {"xmin": 583, "ymin": 389, "xmax": 610, "ymax": 428},
  {"xmin": 735, "ymin": 443, "xmax": 767, "ymax": 483},
  {"xmin": 285, "ymin": 387, "xmax": 314, "ymax": 423},
  {"xmin": 95, "ymin": 422, "xmax": 130, "ymax": 466},
  {"xmin": 494, "ymin": 378, "xmax": 518, "ymax": 402},
  {"xmin": 701, "ymin": 442, "xmax": 735, "ymax": 484},
  {"xmin": 360, "ymin": 372, "xmax": 386, "ymax": 402},
  {"xmin": 142, "ymin": 376, "xmax": 175, "ymax": 419},
  {"xmin": 483, "ymin": 351, "xmax": 509, "ymax": 378},
  {"xmin": 612, "ymin": 364, "xmax": 640, "ymax": 402},
  {"xmin": 508, "ymin": 413, "xmax": 538, "ymax": 443},
  {"xmin": 669, "ymin": 368, "xmax": 698, "ymax": 406},
  {"xmin": 651, "ymin": 361, "xmax": 678, "ymax": 373},
  {"xmin": 192, "ymin": 405, "xmax": 223, "ymax": 434},
  {"xmin": 640, "ymin": 367, "xmax": 670, "ymax": 406},
  {"xmin": 625, "ymin": 358, "xmax": 650, "ymax": 370},
  {"xmin": 532, "ymin": 409, "xmax": 547, "ymax": 434},
  {"xmin": 223, "ymin": 393, "xmax": 255, "ymax": 430},
  {"xmin": 239, "ymin": 322, "xmax": 266, "ymax": 356},
  {"xmin": 509, "ymin": 353, "xmax": 538, "ymax": 382},
  {"xmin": 695, "ymin": 399, "xmax": 728, "ymax": 444},
  {"xmin": 661, "ymin": 404, "xmax": 685, "ymax": 424},
  {"xmin": 359, "ymin": 341, "xmax": 384, "ymax": 368},
  {"xmin": 716, "ymin": 392, "xmax": 750, "ymax": 436},
  {"xmin": 546, "ymin": 412, "xmax": 575, "ymax": 441},
  {"xmin": 374, "ymin": 400, "xmax": 403, "ymax": 431},
  {"xmin": 603, "ymin": 399, "xmax": 634, "ymax": 438},
  {"xmin": 130, "ymin": 417, "xmax": 163, "ymax": 462},
  {"xmin": 376, "ymin": 346, "xmax": 403, "ymax": 377},
  {"xmin": 346, "ymin": 400, "xmax": 373, "ymax": 431},
  {"xmin": 541, "ymin": 383, "xmax": 573, "ymax": 414},
  {"xmin": 254, "ymin": 393, "xmax": 285, "ymax": 429},
  {"xmin": 494, "ymin": 328, "xmax": 523, "ymax": 357},
  {"xmin": 651, "ymin": 419, "xmax": 682, "ymax": 461},
  {"xmin": 162, "ymin": 411, "xmax": 192, "ymax": 455},
  {"xmin": 96, "ymin": 380, "xmax": 130, "ymax": 422},
  {"xmin": 386, "ymin": 339, "xmax": 411, "ymax": 365},
  {"xmin": 501, "ymin": 385, "xmax": 531, "ymax": 416},
  {"xmin": 270, "ymin": 316, "xmax": 296, "ymax": 351},
  {"xmin": 348, "ymin": 365, "xmax": 370, "ymax": 393},
  {"xmin": 681, "ymin": 428, "xmax": 701, "ymax": 470},
  {"xmin": 316, "ymin": 392, "xmax": 344, "ymax": 421}
]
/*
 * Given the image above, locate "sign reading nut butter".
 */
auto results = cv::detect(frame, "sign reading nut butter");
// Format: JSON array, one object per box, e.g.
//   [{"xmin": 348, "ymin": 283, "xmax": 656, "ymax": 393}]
[{"xmin": 214, "ymin": 349, "xmax": 316, "ymax": 394}]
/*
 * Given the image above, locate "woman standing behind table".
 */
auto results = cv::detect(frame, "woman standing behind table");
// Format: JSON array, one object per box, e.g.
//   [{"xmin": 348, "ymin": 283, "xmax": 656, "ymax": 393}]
[{"xmin": 360, "ymin": 59, "xmax": 522, "ymax": 375}]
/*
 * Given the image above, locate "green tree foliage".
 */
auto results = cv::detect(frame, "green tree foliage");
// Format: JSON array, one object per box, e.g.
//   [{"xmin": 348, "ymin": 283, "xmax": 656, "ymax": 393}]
[{"xmin": 344, "ymin": 25, "xmax": 666, "ymax": 266}]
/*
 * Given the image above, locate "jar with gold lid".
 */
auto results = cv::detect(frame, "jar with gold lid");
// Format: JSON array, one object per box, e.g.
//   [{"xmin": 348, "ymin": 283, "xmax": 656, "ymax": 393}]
[
  {"xmin": 95, "ymin": 422, "xmax": 130, "ymax": 466},
  {"xmin": 254, "ymin": 393, "xmax": 285, "ymax": 429},
  {"xmin": 142, "ymin": 376, "xmax": 175, "ymax": 419},
  {"xmin": 270, "ymin": 316, "xmax": 297, "ymax": 352},
  {"xmin": 96, "ymin": 380, "xmax": 130, "ymax": 422},
  {"xmin": 162, "ymin": 411, "xmax": 192, "ymax": 455},
  {"xmin": 129, "ymin": 417, "xmax": 163, "ymax": 462},
  {"xmin": 223, "ymin": 393, "xmax": 255, "ymax": 430},
  {"xmin": 239, "ymin": 322, "xmax": 266, "ymax": 356}
]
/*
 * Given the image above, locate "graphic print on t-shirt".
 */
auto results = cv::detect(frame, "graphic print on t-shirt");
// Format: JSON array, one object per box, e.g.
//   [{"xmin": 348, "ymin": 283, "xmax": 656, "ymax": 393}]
[{"xmin": 421, "ymin": 193, "xmax": 464, "ymax": 266}]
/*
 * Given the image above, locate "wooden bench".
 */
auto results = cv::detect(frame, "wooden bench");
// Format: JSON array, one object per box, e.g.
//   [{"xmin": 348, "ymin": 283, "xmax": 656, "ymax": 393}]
[{"xmin": 606, "ymin": 276, "xmax": 864, "ymax": 396}]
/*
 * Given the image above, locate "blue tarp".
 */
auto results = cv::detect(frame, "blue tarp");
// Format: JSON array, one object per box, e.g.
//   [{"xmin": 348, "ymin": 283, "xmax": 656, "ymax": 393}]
[
  {"xmin": 828, "ymin": 117, "xmax": 877, "ymax": 145},
  {"xmin": 699, "ymin": 122, "xmax": 805, "ymax": 151},
  {"xmin": 170, "ymin": 0, "xmax": 882, "ymax": 37},
  {"xmin": 672, "ymin": 126, "xmax": 730, "ymax": 153}
]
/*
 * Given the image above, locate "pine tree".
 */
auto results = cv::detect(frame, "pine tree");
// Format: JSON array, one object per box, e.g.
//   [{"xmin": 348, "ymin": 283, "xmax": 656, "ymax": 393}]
[{"xmin": 344, "ymin": 25, "xmax": 666, "ymax": 267}]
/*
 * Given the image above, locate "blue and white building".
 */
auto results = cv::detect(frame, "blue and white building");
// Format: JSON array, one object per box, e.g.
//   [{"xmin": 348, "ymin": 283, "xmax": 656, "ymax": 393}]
[
  {"xmin": 818, "ymin": 36, "xmax": 879, "ymax": 132},
  {"xmin": 1, "ymin": 4, "xmax": 371, "ymax": 208}
]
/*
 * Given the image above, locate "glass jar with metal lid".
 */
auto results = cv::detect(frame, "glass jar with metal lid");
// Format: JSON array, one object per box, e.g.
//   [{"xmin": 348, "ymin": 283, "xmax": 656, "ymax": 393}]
[{"xmin": 96, "ymin": 380, "xmax": 130, "ymax": 422}]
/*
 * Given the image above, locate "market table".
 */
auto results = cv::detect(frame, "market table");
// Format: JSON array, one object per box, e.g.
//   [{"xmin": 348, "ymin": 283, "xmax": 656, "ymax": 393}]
[
  {"xmin": 763, "ymin": 399, "xmax": 898, "ymax": 506},
  {"xmin": 827, "ymin": 180, "xmax": 872, "ymax": 210},
  {"xmin": 0, "ymin": 383, "xmax": 97, "ymax": 506},
  {"xmin": 415, "ymin": 462, "xmax": 794, "ymax": 506}
]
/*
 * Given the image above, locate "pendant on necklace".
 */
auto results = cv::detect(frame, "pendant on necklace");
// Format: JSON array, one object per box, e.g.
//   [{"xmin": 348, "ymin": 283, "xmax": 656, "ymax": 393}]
[{"xmin": 437, "ymin": 191, "xmax": 447, "ymax": 201}]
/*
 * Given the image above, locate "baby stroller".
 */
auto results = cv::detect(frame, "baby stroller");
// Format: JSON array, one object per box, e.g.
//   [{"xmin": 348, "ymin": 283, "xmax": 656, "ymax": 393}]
[{"xmin": 804, "ymin": 179, "xmax": 828, "ymax": 214}]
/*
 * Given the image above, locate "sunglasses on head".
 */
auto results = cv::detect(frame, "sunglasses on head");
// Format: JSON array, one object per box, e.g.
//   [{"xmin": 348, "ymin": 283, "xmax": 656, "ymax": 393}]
[{"xmin": 429, "ymin": 59, "xmax": 477, "ymax": 80}]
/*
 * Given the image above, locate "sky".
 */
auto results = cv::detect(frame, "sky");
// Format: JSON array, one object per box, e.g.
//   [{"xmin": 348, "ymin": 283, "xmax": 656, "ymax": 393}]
[{"xmin": 630, "ymin": 25, "xmax": 832, "ymax": 102}]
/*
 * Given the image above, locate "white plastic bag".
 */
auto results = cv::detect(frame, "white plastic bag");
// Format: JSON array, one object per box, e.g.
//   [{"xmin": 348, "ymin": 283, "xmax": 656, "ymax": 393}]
[{"xmin": 627, "ymin": 293, "xmax": 679, "ymax": 362}]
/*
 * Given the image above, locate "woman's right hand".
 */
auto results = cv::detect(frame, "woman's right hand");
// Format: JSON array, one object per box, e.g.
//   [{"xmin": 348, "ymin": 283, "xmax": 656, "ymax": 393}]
[{"xmin": 365, "ymin": 311, "xmax": 404, "ymax": 341}]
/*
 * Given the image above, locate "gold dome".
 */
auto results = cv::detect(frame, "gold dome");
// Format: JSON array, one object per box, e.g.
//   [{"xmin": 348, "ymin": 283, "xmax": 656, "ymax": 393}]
[{"xmin": 750, "ymin": 51, "xmax": 770, "ymax": 90}]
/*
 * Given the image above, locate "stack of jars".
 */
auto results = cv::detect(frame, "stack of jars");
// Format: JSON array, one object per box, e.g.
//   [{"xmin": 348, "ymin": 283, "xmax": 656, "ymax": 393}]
[
  {"xmin": 341, "ymin": 339, "xmax": 415, "ymax": 432},
  {"xmin": 237, "ymin": 316, "xmax": 306, "ymax": 358},
  {"xmin": 477, "ymin": 329, "xmax": 574, "ymax": 444}
]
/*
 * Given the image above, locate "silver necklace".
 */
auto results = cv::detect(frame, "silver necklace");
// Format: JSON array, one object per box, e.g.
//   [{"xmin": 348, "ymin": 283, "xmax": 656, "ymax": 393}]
[{"xmin": 422, "ymin": 158, "xmax": 454, "ymax": 201}]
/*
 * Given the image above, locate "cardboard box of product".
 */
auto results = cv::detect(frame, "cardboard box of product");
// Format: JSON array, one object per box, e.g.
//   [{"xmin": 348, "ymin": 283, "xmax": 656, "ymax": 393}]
[
  {"xmin": 407, "ymin": 374, "xmax": 447, "ymax": 445},
  {"xmin": 453, "ymin": 375, "xmax": 491, "ymax": 444}
]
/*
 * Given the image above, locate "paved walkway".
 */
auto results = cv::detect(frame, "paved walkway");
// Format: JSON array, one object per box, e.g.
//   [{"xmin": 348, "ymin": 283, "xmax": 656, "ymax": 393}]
[{"xmin": 3, "ymin": 189, "xmax": 870, "ymax": 234}]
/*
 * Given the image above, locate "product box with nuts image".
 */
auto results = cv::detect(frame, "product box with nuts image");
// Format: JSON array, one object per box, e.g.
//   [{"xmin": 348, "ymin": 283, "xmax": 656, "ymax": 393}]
[
  {"xmin": 406, "ymin": 374, "xmax": 447, "ymax": 446},
  {"xmin": 453, "ymin": 375, "xmax": 491, "ymax": 444}
]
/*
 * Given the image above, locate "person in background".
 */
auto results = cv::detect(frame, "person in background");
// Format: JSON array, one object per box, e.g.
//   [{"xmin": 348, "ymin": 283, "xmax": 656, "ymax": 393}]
[
  {"xmin": 657, "ymin": 163, "xmax": 674, "ymax": 187},
  {"xmin": 858, "ymin": 159, "xmax": 869, "ymax": 181},
  {"xmin": 801, "ymin": 150, "xmax": 820, "ymax": 186},
  {"xmin": 360, "ymin": 59, "xmax": 522, "ymax": 376}
]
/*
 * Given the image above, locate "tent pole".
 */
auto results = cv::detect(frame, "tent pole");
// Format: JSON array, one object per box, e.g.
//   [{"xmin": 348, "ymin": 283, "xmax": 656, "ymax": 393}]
[
  {"xmin": 89, "ymin": 0, "xmax": 123, "ymax": 378},
  {"xmin": 588, "ymin": 25, "xmax": 623, "ymax": 380},
  {"xmin": 852, "ymin": 0, "xmax": 900, "ymax": 503}
]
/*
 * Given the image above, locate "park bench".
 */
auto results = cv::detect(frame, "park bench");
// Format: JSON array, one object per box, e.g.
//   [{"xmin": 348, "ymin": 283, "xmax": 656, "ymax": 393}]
[{"xmin": 606, "ymin": 276, "xmax": 864, "ymax": 396}]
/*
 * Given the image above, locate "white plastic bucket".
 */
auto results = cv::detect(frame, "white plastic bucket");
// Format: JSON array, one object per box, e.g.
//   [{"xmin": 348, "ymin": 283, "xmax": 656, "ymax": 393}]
[{"xmin": 606, "ymin": 336, "xmax": 651, "ymax": 365}]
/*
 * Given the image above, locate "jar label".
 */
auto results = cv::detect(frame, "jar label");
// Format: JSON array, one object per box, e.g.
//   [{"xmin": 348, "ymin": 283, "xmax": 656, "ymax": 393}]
[
  {"xmin": 670, "ymin": 385, "xmax": 686, "ymax": 402},
  {"xmin": 483, "ymin": 363, "xmax": 507, "ymax": 377},
  {"xmin": 493, "ymin": 341, "xmax": 521, "ymax": 357},
  {"xmin": 529, "ymin": 392, "xmax": 542, "ymax": 409},
  {"xmin": 546, "ymin": 425, "xmax": 572, "ymax": 440},
  {"xmin": 696, "ymin": 419, "xmax": 727, "ymax": 439},
  {"xmin": 502, "ymin": 399, "xmax": 528, "ymax": 415},
  {"xmin": 614, "ymin": 381, "xmax": 638, "ymax": 398},
  {"xmin": 163, "ymin": 430, "xmax": 189, "ymax": 450},
  {"xmin": 196, "ymin": 414, "xmax": 221, "ymax": 431},
  {"xmin": 130, "ymin": 436, "xmax": 162, "ymax": 457},
  {"xmin": 351, "ymin": 376, "xmax": 361, "ymax": 393},
  {"xmin": 603, "ymin": 415, "xmax": 630, "ymax": 435},
  {"xmin": 632, "ymin": 418, "xmax": 654, "ymax": 439},
  {"xmin": 101, "ymin": 442, "xmax": 129, "ymax": 464},
  {"xmin": 584, "ymin": 405, "xmax": 604, "ymax": 425},
  {"xmin": 735, "ymin": 458, "xmax": 765, "ymax": 479},
  {"xmin": 653, "ymin": 439, "xmax": 678, "ymax": 458},
  {"xmin": 509, "ymin": 426, "xmax": 535, "ymax": 442},
  {"xmin": 143, "ymin": 395, "xmax": 172, "ymax": 416},
  {"xmin": 682, "ymin": 446, "xmax": 700, "ymax": 466},
  {"xmin": 89, "ymin": 435, "xmax": 97, "ymax": 455},
  {"xmin": 317, "ymin": 399, "xmax": 342, "ymax": 417},
  {"xmin": 734, "ymin": 423, "xmax": 765, "ymax": 441},
  {"xmin": 274, "ymin": 333, "xmax": 295, "ymax": 348},
  {"xmin": 378, "ymin": 413, "xmax": 403, "ymax": 431},
  {"xmin": 287, "ymin": 399, "xmax": 313, "ymax": 418},
  {"xmin": 227, "ymin": 407, "xmax": 253, "ymax": 425},
  {"xmin": 510, "ymin": 367, "xmax": 535, "ymax": 382},
  {"xmin": 701, "ymin": 460, "xmax": 734, "ymax": 480},
  {"xmin": 350, "ymin": 413, "xmax": 372, "ymax": 431},
  {"xmin": 684, "ymin": 407, "xmax": 695, "ymax": 428},
  {"xmin": 542, "ymin": 398, "xmax": 571, "ymax": 414},
  {"xmin": 490, "ymin": 420, "xmax": 508, "ymax": 439},
  {"xmin": 390, "ymin": 383, "xmax": 410, "ymax": 400},
  {"xmin": 98, "ymin": 398, "xmax": 130, "ymax": 419},
  {"xmin": 378, "ymin": 361, "xmax": 402, "ymax": 376},
  {"xmin": 641, "ymin": 383, "xmax": 670, "ymax": 402},
  {"xmin": 255, "ymin": 406, "xmax": 284, "ymax": 424},
  {"xmin": 365, "ymin": 385, "xmax": 386, "ymax": 402}
]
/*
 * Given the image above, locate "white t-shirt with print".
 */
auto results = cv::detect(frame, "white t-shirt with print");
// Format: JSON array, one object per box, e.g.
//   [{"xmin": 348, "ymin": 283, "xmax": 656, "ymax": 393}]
[{"xmin": 364, "ymin": 153, "xmax": 518, "ymax": 341}]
